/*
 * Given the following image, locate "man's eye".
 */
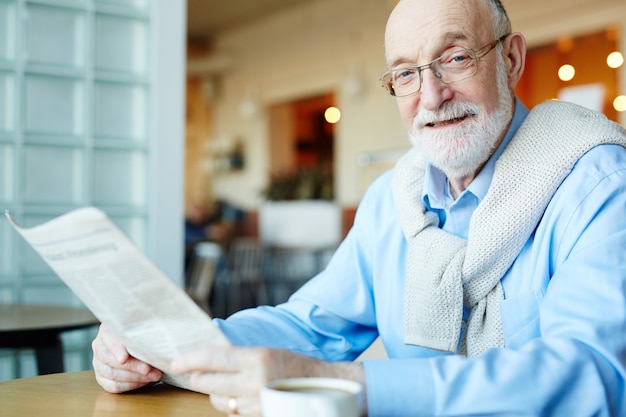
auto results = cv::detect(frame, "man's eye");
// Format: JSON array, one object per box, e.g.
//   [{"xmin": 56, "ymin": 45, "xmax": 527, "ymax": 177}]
[
  {"xmin": 394, "ymin": 68, "xmax": 417, "ymax": 84},
  {"xmin": 442, "ymin": 51, "xmax": 472, "ymax": 67}
]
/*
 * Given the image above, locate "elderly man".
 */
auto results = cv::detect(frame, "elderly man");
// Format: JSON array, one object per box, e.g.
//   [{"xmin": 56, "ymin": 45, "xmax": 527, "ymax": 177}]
[{"xmin": 92, "ymin": 0, "xmax": 626, "ymax": 415}]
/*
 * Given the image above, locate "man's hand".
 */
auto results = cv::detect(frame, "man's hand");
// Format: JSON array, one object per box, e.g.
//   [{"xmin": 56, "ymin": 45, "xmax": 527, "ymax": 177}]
[
  {"xmin": 91, "ymin": 324, "xmax": 163, "ymax": 393},
  {"xmin": 170, "ymin": 346, "xmax": 366, "ymax": 417}
]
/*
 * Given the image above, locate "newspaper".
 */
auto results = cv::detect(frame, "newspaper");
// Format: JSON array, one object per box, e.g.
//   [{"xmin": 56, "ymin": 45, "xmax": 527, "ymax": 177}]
[{"xmin": 5, "ymin": 206, "xmax": 230, "ymax": 390}]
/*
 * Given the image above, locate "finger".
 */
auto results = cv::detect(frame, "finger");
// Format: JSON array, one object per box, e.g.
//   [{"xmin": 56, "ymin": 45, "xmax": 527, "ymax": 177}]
[
  {"xmin": 93, "ymin": 353, "xmax": 162, "ymax": 382},
  {"xmin": 94, "ymin": 372, "xmax": 153, "ymax": 394},
  {"xmin": 173, "ymin": 345, "xmax": 249, "ymax": 373},
  {"xmin": 171, "ymin": 346, "xmax": 267, "ymax": 374},
  {"xmin": 188, "ymin": 364, "xmax": 273, "ymax": 401},
  {"xmin": 188, "ymin": 369, "xmax": 244, "ymax": 397},
  {"xmin": 93, "ymin": 326, "xmax": 156, "ymax": 376},
  {"xmin": 92, "ymin": 359, "xmax": 160, "ymax": 393},
  {"xmin": 97, "ymin": 324, "xmax": 131, "ymax": 364}
]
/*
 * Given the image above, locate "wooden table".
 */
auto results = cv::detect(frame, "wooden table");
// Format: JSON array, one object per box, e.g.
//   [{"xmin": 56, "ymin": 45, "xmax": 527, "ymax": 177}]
[
  {"xmin": 0, "ymin": 304, "xmax": 99, "ymax": 374},
  {"xmin": 0, "ymin": 371, "xmax": 225, "ymax": 416}
]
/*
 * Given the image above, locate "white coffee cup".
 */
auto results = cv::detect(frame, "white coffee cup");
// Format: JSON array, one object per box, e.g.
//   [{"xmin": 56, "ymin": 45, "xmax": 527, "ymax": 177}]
[{"xmin": 260, "ymin": 377, "xmax": 363, "ymax": 417}]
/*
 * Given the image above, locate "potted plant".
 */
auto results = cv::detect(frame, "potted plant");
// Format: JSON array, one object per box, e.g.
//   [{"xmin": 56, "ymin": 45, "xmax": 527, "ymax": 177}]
[{"xmin": 259, "ymin": 168, "xmax": 340, "ymax": 249}]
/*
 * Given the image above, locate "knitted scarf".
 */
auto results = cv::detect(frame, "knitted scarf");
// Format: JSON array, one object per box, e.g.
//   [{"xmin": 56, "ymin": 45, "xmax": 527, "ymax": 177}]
[{"xmin": 392, "ymin": 100, "xmax": 626, "ymax": 357}]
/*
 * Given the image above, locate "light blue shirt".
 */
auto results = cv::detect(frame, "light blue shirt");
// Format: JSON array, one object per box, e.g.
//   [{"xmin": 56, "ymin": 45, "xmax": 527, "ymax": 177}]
[{"xmin": 216, "ymin": 99, "xmax": 626, "ymax": 416}]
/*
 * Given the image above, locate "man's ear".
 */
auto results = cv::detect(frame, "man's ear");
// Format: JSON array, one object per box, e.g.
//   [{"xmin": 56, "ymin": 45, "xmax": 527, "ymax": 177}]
[{"xmin": 503, "ymin": 32, "xmax": 527, "ymax": 90}]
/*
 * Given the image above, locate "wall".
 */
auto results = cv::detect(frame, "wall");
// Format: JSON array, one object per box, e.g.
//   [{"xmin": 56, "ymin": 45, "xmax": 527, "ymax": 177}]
[
  {"xmin": 200, "ymin": 0, "xmax": 626, "ymax": 210},
  {"xmin": 185, "ymin": 78, "xmax": 213, "ymax": 211},
  {"xmin": 206, "ymin": 0, "xmax": 403, "ymax": 209}
]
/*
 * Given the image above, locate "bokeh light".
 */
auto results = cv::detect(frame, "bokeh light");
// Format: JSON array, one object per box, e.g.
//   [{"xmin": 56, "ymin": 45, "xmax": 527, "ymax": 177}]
[
  {"xmin": 324, "ymin": 106, "xmax": 341, "ymax": 124},
  {"xmin": 613, "ymin": 95, "xmax": 626, "ymax": 112},
  {"xmin": 558, "ymin": 64, "xmax": 576, "ymax": 81},
  {"xmin": 607, "ymin": 51, "xmax": 624, "ymax": 69}
]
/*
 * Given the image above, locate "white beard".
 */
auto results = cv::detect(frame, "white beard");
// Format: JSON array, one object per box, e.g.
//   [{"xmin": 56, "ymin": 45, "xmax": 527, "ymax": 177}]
[{"xmin": 409, "ymin": 54, "xmax": 513, "ymax": 179}]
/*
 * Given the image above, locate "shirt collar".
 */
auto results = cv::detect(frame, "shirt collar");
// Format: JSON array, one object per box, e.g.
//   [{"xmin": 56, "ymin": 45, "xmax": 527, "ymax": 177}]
[{"xmin": 423, "ymin": 97, "xmax": 530, "ymax": 207}]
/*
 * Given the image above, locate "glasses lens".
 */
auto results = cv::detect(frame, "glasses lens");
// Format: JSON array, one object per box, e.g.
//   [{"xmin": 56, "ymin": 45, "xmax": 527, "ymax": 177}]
[
  {"xmin": 434, "ymin": 49, "xmax": 478, "ymax": 84},
  {"xmin": 383, "ymin": 67, "xmax": 421, "ymax": 97}
]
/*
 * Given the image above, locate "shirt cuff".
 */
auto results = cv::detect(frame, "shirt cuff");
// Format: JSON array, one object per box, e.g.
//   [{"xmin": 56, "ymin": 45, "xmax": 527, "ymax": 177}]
[{"xmin": 362, "ymin": 358, "xmax": 435, "ymax": 417}]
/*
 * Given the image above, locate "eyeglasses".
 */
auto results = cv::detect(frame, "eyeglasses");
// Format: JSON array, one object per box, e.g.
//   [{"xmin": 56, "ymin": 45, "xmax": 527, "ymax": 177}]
[{"xmin": 380, "ymin": 35, "xmax": 508, "ymax": 97}]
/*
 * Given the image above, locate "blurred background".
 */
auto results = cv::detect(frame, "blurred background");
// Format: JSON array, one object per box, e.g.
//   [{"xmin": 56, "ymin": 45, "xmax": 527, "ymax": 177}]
[
  {"xmin": 0, "ymin": 0, "xmax": 624, "ymax": 380},
  {"xmin": 185, "ymin": 0, "xmax": 625, "ymax": 215}
]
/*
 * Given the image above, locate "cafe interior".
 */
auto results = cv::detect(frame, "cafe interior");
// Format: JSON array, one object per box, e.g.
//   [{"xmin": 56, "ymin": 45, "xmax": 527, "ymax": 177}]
[{"xmin": 0, "ymin": 0, "xmax": 625, "ymax": 383}]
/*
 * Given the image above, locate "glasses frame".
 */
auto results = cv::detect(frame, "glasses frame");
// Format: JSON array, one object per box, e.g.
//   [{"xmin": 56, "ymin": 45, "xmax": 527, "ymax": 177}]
[{"xmin": 380, "ymin": 34, "xmax": 509, "ymax": 97}]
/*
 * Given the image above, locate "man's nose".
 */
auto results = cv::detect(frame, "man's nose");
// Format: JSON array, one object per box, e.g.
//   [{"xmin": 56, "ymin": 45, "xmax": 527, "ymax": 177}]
[{"xmin": 418, "ymin": 69, "xmax": 452, "ymax": 111}]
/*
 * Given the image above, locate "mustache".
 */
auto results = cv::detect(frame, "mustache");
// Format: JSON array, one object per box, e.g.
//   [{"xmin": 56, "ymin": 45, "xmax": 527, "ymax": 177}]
[{"xmin": 413, "ymin": 102, "xmax": 481, "ymax": 131}]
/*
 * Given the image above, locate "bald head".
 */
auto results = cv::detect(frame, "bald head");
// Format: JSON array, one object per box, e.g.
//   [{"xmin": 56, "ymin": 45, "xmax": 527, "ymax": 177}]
[{"xmin": 384, "ymin": 0, "xmax": 511, "ymax": 67}]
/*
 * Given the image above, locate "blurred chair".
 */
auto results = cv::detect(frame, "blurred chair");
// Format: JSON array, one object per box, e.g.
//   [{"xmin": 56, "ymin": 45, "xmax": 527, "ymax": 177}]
[
  {"xmin": 258, "ymin": 201, "xmax": 340, "ymax": 305},
  {"xmin": 185, "ymin": 241, "xmax": 223, "ymax": 315},
  {"xmin": 264, "ymin": 245, "xmax": 336, "ymax": 305},
  {"xmin": 225, "ymin": 237, "xmax": 268, "ymax": 314}
]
